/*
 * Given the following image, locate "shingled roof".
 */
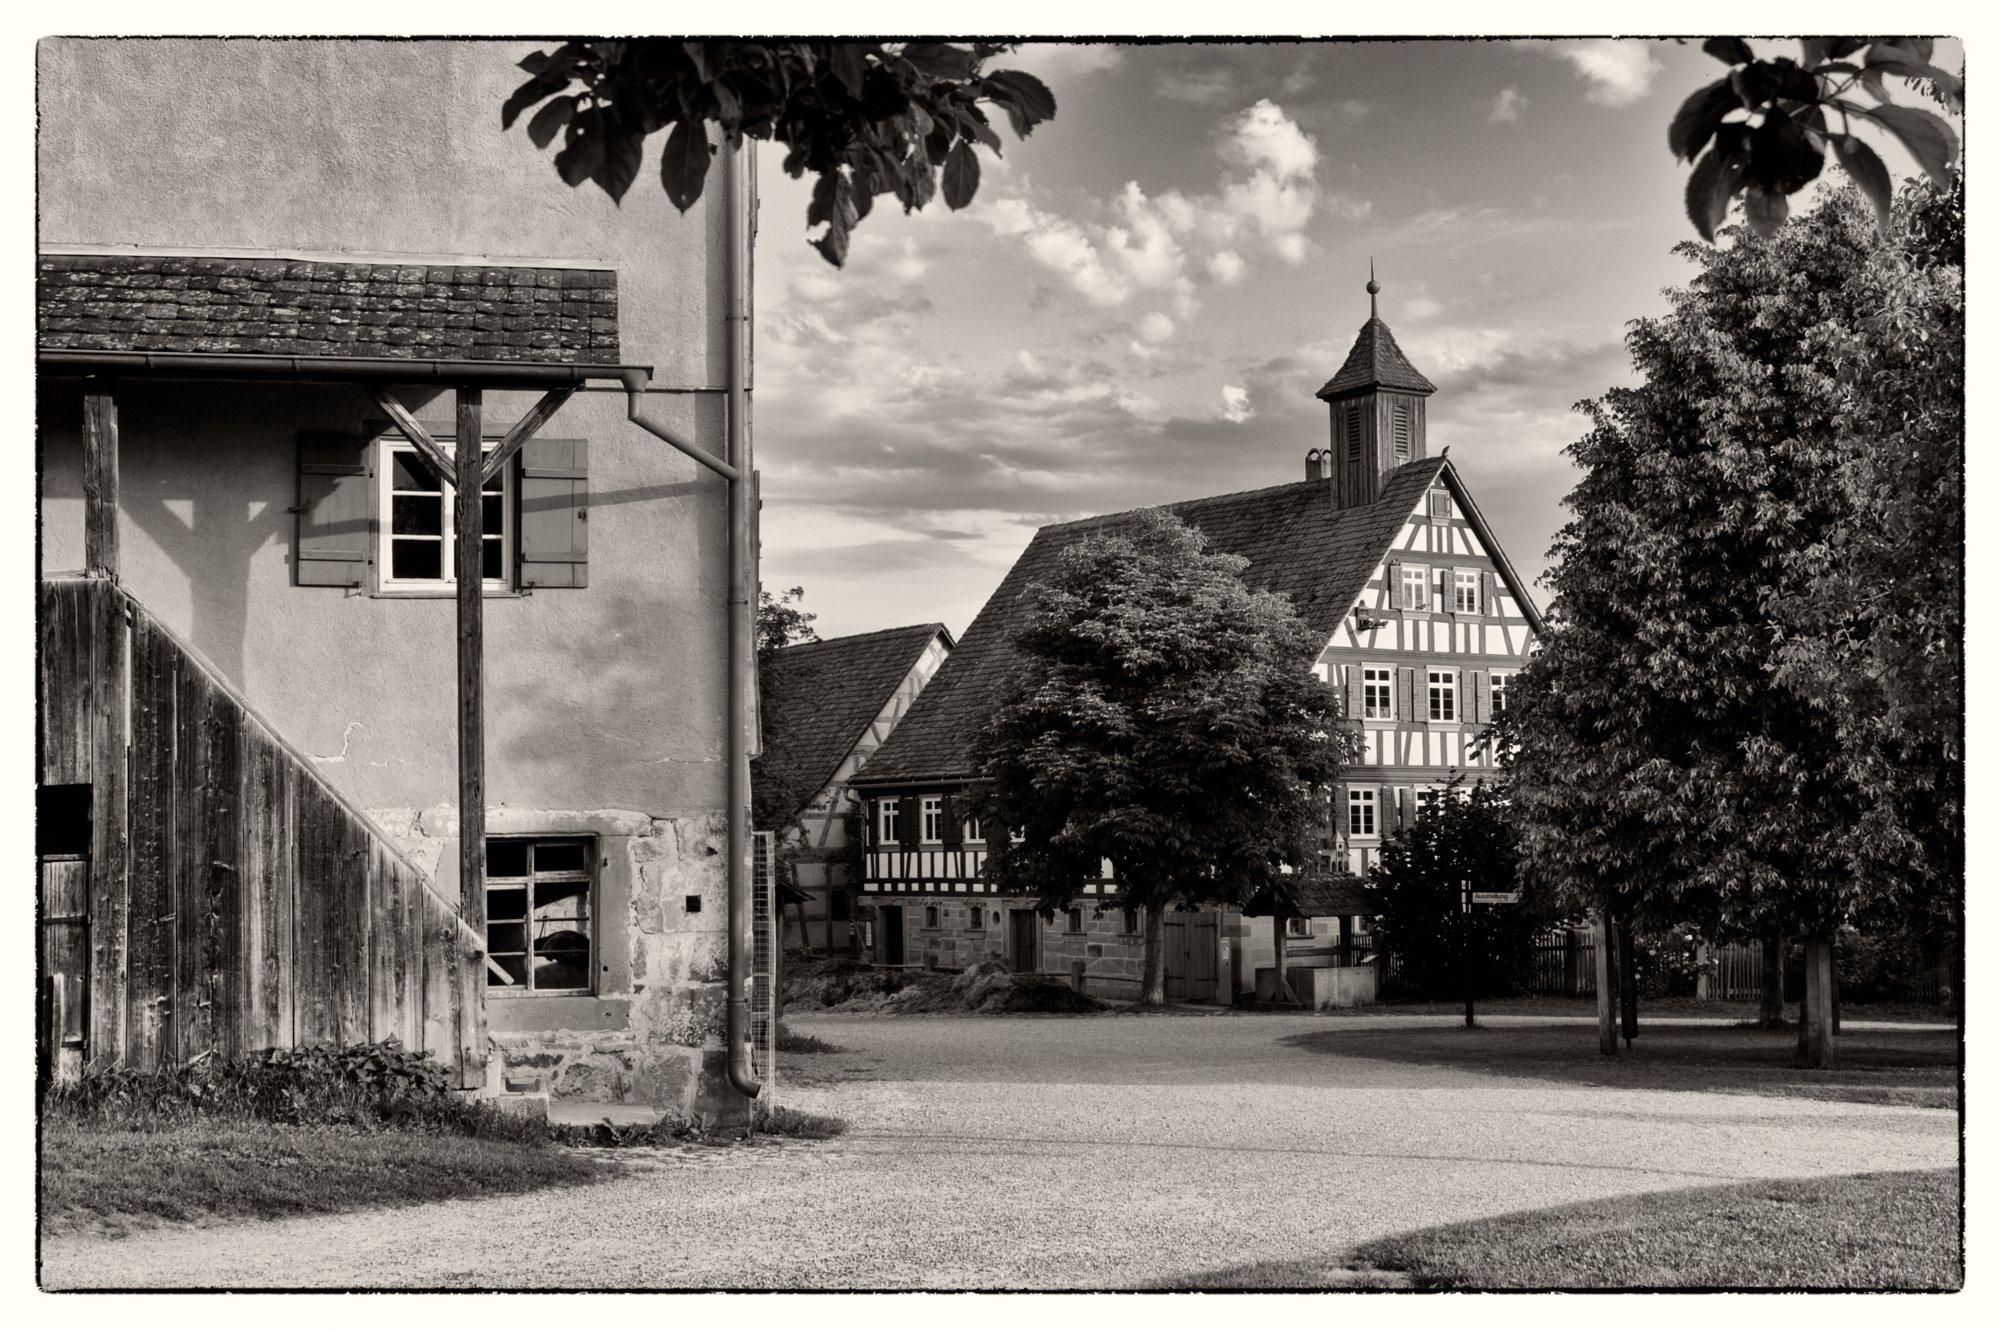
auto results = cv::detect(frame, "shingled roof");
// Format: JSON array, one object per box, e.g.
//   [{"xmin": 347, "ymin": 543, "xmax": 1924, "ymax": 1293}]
[
  {"xmin": 853, "ymin": 457, "xmax": 1451, "ymax": 787},
  {"xmin": 754, "ymin": 623, "xmax": 951, "ymax": 826},
  {"xmin": 1316, "ymin": 317, "xmax": 1437, "ymax": 400},
  {"xmin": 37, "ymin": 252, "xmax": 619, "ymax": 363}
]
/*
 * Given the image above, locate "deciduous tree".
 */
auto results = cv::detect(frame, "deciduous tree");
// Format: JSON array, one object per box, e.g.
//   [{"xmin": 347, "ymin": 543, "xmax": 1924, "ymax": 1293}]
[
  {"xmin": 969, "ymin": 510, "xmax": 1356, "ymax": 1006},
  {"xmin": 500, "ymin": 40, "xmax": 1055, "ymax": 265}
]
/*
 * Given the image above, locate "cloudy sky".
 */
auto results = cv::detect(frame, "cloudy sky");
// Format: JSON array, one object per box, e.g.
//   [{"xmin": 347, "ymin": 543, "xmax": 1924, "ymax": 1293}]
[{"xmin": 751, "ymin": 38, "xmax": 1958, "ymax": 640}]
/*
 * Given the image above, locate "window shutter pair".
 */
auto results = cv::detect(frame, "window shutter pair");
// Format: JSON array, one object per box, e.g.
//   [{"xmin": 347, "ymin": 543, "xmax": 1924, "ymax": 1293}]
[{"xmin": 293, "ymin": 434, "xmax": 588, "ymax": 589}]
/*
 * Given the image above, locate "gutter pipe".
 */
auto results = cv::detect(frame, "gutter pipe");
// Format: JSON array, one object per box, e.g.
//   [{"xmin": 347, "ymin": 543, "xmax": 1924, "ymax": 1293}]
[
  {"xmin": 721, "ymin": 140, "xmax": 763, "ymax": 1101},
  {"xmin": 37, "ymin": 348, "xmax": 645, "ymax": 388}
]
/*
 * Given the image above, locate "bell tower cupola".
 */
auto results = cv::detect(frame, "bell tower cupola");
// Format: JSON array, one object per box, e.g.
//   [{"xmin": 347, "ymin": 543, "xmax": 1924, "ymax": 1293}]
[{"xmin": 1314, "ymin": 265, "xmax": 1437, "ymax": 509}]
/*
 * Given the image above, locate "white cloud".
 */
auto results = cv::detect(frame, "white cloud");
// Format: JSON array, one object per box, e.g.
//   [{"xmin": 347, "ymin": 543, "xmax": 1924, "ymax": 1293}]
[
  {"xmin": 1005, "ymin": 43, "xmax": 1125, "ymax": 81},
  {"xmin": 1542, "ymin": 39, "xmax": 1663, "ymax": 107},
  {"xmin": 1489, "ymin": 87, "xmax": 1526, "ymax": 124},
  {"xmin": 1334, "ymin": 99, "xmax": 1373, "ymax": 120},
  {"xmin": 1220, "ymin": 385, "xmax": 1253, "ymax": 423},
  {"xmin": 1207, "ymin": 250, "xmax": 1246, "ymax": 285},
  {"xmin": 1157, "ymin": 67, "xmax": 1237, "ymax": 105},
  {"xmin": 1138, "ymin": 311, "xmax": 1176, "ymax": 343},
  {"xmin": 1405, "ymin": 296, "xmax": 1443, "ymax": 319},
  {"xmin": 1223, "ymin": 99, "xmax": 1318, "ymax": 181}
]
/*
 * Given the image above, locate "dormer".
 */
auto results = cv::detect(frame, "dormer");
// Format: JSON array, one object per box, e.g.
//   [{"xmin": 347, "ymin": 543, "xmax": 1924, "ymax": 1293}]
[{"xmin": 1313, "ymin": 273, "xmax": 1437, "ymax": 510}]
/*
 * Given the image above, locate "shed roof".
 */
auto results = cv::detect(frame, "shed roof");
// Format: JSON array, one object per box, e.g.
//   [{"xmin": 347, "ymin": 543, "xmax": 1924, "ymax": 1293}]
[
  {"xmin": 754, "ymin": 623, "xmax": 951, "ymax": 825},
  {"xmin": 1245, "ymin": 874, "xmax": 1379, "ymax": 919},
  {"xmin": 853, "ymin": 457, "xmax": 1450, "ymax": 787}
]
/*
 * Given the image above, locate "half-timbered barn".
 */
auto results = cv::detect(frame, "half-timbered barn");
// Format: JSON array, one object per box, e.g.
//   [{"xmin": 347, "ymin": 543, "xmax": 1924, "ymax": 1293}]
[
  {"xmin": 37, "ymin": 39, "xmax": 767, "ymax": 1118},
  {"xmin": 847, "ymin": 282, "xmax": 1544, "ymax": 1004},
  {"xmin": 755, "ymin": 624, "xmax": 954, "ymax": 952}
]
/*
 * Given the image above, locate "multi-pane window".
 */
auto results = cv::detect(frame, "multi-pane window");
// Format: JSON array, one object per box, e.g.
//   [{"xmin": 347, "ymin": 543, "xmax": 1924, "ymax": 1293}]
[
  {"xmin": 920, "ymin": 796, "xmax": 945, "ymax": 843},
  {"xmin": 1491, "ymin": 670, "xmax": 1512, "ymax": 715},
  {"xmin": 1454, "ymin": 569, "xmax": 1481, "ymax": 613},
  {"xmin": 1400, "ymin": 566, "xmax": 1430, "ymax": 611},
  {"xmin": 1428, "ymin": 669, "xmax": 1457, "ymax": 721},
  {"xmin": 1348, "ymin": 788, "xmax": 1378, "ymax": 837},
  {"xmin": 382, "ymin": 443, "xmax": 511, "ymax": 588},
  {"xmin": 486, "ymin": 837, "xmax": 593, "ymax": 993},
  {"xmin": 963, "ymin": 815, "xmax": 984, "ymax": 844},
  {"xmin": 1363, "ymin": 666, "xmax": 1394, "ymax": 720},
  {"xmin": 877, "ymin": 798, "xmax": 900, "ymax": 845}
]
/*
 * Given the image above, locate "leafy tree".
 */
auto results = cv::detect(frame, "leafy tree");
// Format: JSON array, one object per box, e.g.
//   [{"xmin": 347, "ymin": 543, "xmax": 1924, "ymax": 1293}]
[
  {"xmin": 757, "ymin": 585, "xmax": 819, "ymax": 661},
  {"xmin": 752, "ymin": 585, "xmax": 821, "ymax": 836},
  {"xmin": 1369, "ymin": 777, "xmax": 1545, "ymax": 1002},
  {"xmin": 1504, "ymin": 180, "xmax": 1962, "ymax": 1065},
  {"xmin": 1670, "ymin": 37, "xmax": 1961, "ymax": 241},
  {"xmin": 968, "ymin": 510, "xmax": 1357, "ymax": 1006},
  {"xmin": 500, "ymin": 40, "xmax": 1055, "ymax": 265}
]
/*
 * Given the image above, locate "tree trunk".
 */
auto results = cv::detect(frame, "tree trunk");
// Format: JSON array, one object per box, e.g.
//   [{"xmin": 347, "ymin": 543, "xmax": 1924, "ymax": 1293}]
[
  {"xmin": 1796, "ymin": 933, "xmax": 1834, "ymax": 1068},
  {"xmin": 1829, "ymin": 936, "xmax": 1840, "ymax": 1035},
  {"xmin": 1759, "ymin": 930, "xmax": 1786, "ymax": 1028},
  {"xmin": 1618, "ymin": 918, "xmax": 1639, "ymax": 1048},
  {"xmin": 1139, "ymin": 903, "xmax": 1168, "ymax": 1007},
  {"xmin": 1594, "ymin": 906, "xmax": 1618, "ymax": 1056}
]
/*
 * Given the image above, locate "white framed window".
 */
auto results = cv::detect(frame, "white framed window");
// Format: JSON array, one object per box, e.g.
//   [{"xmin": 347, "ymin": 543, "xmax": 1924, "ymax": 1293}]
[
  {"xmin": 877, "ymin": 798, "xmax": 900, "ymax": 845},
  {"xmin": 963, "ymin": 815, "xmax": 984, "ymax": 844},
  {"xmin": 1454, "ymin": 569, "xmax": 1481, "ymax": 613},
  {"xmin": 1348, "ymin": 788, "xmax": 1377, "ymax": 838},
  {"xmin": 380, "ymin": 441, "xmax": 512, "ymax": 589},
  {"xmin": 1491, "ymin": 670, "xmax": 1513, "ymax": 715},
  {"xmin": 1400, "ymin": 565, "xmax": 1430, "ymax": 611},
  {"xmin": 920, "ymin": 795, "xmax": 945, "ymax": 844},
  {"xmin": 1286, "ymin": 916, "xmax": 1313, "ymax": 939},
  {"xmin": 1428, "ymin": 669, "xmax": 1457, "ymax": 722},
  {"xmin": 485, "ymin": 837, "xmax": 594, "ymax": 994},
  {"xmin": 1363, "ymin": 666, "xmax": 1394, "ymax": 720}
]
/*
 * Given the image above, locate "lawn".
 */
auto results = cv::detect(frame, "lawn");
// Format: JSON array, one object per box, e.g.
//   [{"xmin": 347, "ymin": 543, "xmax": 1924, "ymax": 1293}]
[
  {"xmin": 1164, "ymin": 1169, "xmax": 1960, "ymax": 1289},
  {"xmin": 40, "ymin": 1119, "xmax": 615, "ymax": 1238},
  {"xmin": 1285, "ymin": 1018, "xmax": 1959, "ymax": 1108}
]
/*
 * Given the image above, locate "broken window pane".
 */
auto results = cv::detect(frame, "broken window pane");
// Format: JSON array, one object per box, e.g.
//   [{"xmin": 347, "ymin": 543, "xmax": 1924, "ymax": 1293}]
[
  {"xmin": 536, "ymin": 841, "xmax": 589, "ymax": 873},
  {"xmin": 485, "ymin": 837, "xmax": 595, "ymax": 995},
  {"xmin": 487, "ymin": 841, "xmax": 529, "ymax": 877}
]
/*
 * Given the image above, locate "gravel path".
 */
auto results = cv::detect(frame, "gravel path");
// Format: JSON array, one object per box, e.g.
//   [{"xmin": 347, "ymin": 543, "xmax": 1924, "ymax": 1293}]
[{"xmin": 40, "ymin": 1013, "xmax": 1956, "ymax": 1289}]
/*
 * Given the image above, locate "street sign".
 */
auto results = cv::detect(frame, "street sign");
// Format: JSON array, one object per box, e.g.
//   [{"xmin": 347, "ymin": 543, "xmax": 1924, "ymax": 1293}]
[{"xmin": 1470, "ymin": 891, "xmax": 1521, "ymax": 905}]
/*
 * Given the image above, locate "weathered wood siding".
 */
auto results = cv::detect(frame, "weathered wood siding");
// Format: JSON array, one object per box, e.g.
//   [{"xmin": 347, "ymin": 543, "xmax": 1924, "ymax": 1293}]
[{"xmin": 38, "ymin": 576, "xmax": 484, "ymax": 1086}]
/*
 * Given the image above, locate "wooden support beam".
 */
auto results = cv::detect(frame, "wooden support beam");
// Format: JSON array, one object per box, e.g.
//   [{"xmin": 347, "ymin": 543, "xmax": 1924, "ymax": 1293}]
[
  {"xmin": 83, "ymin": 381, "xmax": 119, "ymax": 577},
  {"xmin": 481, "ymin": 386, "xmax": 578, "ymax": 485},
  {"xmin": 1595, "ymin": 906, "xmax": 1617, "ymax": 1056},
  {"xmin": 366, "ymin": 385, "xmax": 455, "ymax": 483},
  {"xmin": 454, "ymin": 388, "xmax": 489, "ymax": 1089}
]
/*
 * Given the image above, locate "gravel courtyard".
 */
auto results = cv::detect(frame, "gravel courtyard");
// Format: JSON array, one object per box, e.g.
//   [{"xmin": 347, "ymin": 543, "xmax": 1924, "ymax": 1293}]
[{"xmin": 39, "ymin": 1012, "xmax": 1957, "ymax": 1290}]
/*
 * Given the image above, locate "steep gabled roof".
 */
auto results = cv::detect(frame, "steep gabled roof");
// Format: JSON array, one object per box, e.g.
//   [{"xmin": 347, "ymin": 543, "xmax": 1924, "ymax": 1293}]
[
  {"xmin": 1316, "ymin": 317, "xmax": 1437, "ymax": 400},
  {"xmin": 755, "ymin": 622, "xmax": 950, "ymax": 823},
  {"xmin": 854, "ymin": 458, "xmax": 1449, "ymax": 787}
]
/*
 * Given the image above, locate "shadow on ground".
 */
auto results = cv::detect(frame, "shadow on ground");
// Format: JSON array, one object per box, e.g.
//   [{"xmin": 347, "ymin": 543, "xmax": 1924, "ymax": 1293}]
[{"xmin": 1281, "ymin": 1021, "xmax": 1959, "ymax": 1108}]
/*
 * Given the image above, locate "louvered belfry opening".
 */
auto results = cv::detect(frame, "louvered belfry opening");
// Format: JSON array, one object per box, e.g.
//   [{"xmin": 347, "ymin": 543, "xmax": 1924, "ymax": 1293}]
[{"xmin": 1314, "ymin": 283, "xmax": 1438, "ymax": 510}]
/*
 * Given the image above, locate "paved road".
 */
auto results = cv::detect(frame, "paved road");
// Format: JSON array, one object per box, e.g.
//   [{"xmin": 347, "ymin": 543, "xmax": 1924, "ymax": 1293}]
[{"xmin": 40, "ymin": 1013, "xmax": 1956, "ymax": 1289}]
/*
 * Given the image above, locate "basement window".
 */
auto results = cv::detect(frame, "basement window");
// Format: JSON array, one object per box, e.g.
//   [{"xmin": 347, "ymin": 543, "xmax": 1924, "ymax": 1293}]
[{"xmin": 486, "ymin": 836, "xmax": 595, "ymax": 994}]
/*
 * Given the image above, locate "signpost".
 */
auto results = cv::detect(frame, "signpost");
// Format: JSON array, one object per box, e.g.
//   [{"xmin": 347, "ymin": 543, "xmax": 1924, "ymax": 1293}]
[{"xmin": 1461, "ymin": 881, "xmax": 1521, "ymax": 1028}]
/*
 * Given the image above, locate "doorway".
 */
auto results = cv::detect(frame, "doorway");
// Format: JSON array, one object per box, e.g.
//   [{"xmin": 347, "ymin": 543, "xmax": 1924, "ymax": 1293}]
[
  {"xmin": 1008, "ymin": 908, "xmax": 1039, "ymax": 974},
  {"xmin": 879, "ymin": 905, "xmax": 905, "ymax": 967}
]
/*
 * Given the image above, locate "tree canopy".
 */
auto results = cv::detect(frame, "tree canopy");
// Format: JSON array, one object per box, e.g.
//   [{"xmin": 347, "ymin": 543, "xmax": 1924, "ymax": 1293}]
[
  {"xmin": 969, "ymin": 510, "xmax": 1355, "ymax": 1002},
  {"xmin": 1504, "ymin": 179, "xmax": 1962, "ymax": 957},
  {"xmin": 501, "ymin": 40, "xmax": 1055, "ymax": 265}
]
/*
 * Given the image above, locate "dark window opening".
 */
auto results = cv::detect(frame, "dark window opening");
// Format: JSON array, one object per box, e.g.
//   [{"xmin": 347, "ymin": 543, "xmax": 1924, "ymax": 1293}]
[
  {"xmin": 37, "ymin": 784, "xmax": 92, "ymax": 860},
  {"xmin": 1066, "ymin": 908, "xmax": 1084, "ymax": 933},
  {"xmin": 1123, "ymin": 908, "xmax": 1140, "ymax": 934},
  {"xmin": 486, "ymin": 836, "xmax": 596, "ymax": 994},
  {"xmin": 830, "ymin": 890, "xmax": 851, "ymax": 920},
  {"xmin": 925, "ymin": 904, "xmax": 939, "ymax": 928}
]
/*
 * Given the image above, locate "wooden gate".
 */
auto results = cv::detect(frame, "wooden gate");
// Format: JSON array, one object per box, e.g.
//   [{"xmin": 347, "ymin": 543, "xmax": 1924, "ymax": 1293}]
[{"xmin": 1163, "ymin": 910, "xmax": 1219, "ymax": 1000}]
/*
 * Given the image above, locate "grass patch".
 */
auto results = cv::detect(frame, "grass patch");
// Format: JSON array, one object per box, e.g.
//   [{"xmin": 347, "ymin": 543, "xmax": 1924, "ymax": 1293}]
[
  {"xmin": 1352, "ymin": 1169, "xmax": 1963, "ymax": 1289},
  {"xmin": 776, "ymin": 1020, "xmax": 842, "ymax": 1054},
  {"xmin": 1285, "ymin": 1020, "xmax": 1958, "ymax": 1108},
  {"xmin": 1357, "ymin": 996, "xmax": 1954, "ymax": 1025},
  {"xmin": 40, "ymin": 1117, "xmax": 610, "ymax": 1239}
]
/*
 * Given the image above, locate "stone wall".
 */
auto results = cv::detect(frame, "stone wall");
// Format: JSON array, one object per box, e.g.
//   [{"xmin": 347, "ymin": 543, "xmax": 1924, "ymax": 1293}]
[{"xmin": 883, "ymin": 896, "xmax": 1150, "ymax": 1001}]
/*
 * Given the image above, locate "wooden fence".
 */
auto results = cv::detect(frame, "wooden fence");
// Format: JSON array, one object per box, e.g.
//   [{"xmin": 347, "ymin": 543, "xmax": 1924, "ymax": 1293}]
[{"xmin": 38, "ymin": 576, "xmax": 485, "ymax": 1087}]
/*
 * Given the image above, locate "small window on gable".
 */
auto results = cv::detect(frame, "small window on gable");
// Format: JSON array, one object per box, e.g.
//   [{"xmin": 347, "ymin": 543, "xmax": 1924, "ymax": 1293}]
[
  {"xmin": 1454, "ymin": 569, "xmax": 1481, "ymax": 613},
  {"xmin": 1428, "ymin": 488, "xmax": 1451, "ymax": 520},
  {"xmin": 485, "ymin": 836, "xmax": 595, "ymax": 995}
]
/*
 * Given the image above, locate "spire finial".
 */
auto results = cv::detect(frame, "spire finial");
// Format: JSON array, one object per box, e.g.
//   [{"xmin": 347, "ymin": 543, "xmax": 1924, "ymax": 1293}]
[{"xmin": 1366, "ymin": 259, "xmax": 1380, "ymax": 320}]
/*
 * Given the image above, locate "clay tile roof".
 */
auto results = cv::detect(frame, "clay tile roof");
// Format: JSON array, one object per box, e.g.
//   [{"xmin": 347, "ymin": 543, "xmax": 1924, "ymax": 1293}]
[
  {"xmin": 35, "ymin": 252, "xmax": 619, "ymax": 363},
  {"xmin": 755, "ymin": 623, "xmax": 951, "ymax": 824},
  {"xmin": 854, "ymin": 457, "xmax": 1449, "ymax": 787},
  {"xmin": 1246, "ymin": 874, "xmax": 1380, "ymax": 918},
  {"xmin": 1316, "ymin": 317, "xmax": 1437, "ymax": 400}
]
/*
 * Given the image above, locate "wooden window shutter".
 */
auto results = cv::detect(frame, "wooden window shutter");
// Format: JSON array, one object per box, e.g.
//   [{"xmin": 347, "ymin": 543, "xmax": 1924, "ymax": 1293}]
[
  {"xmin": 1483, "ymin": 570, "xmax": 1497, "ymax": 616},
  {"xmin": 1345, "ymin": 665, "xmax": 1363, "ymax": 720},
  {"xmin": 294, "ymin": 433, "xmax": 371, "ymax": 587},
  {"xmin": 1396, "ymin": 667, "xmax": 1413, "ymax": 721},
  {"xmin": 1385, "ymin": 559, "xmax": 1402, "ymax": 610},
  {"xmin": 1437, "ymin": 567, "xmax": 1451, "ymax": 609},
  {"xmin": 941, "ymin": 795, "xmax": 963, "ymax": 847},
  {"xmin": 1475, "ymin": 671, "xmax": 1492, "ymax": 723},
  {"xmin": 518, "ymin": 438, "xmax": 588, "ymax": 589},
  {"xmin": 897, "ymin": 795, "xmax": 919, "ymax": 848}
]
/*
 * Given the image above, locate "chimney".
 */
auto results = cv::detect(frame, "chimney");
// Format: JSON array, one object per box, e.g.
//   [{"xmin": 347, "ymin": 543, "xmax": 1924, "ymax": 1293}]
[{"xmin": 1304, "ymin": 448, "xmax": 1331, "ymax": 481}]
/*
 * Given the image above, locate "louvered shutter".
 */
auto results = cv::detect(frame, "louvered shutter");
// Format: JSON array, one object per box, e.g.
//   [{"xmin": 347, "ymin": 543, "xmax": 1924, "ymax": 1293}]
[
  {"xmin": 1345, "ymin": 665, "xmax": 1363, "ymax": 720},
  {"xmin": 1483, "ymin": 570, "xmax": 1498, "ymax": 616},
  {"xmin": 518, "ymin": 438, "xmax": 588, "ymax": 589},
  {"xmin": 294, "ymin": 433, "xmax": 371, "ymax": 587},
  {"xmin": 1437, "ymin": 567, "xmax": 1451, "ymax": 610},
  {"xmin": 1397, "ymin": 667, "xmax": 1413, "ymax": 721},
  {"xmin": 1475, "ymin": 671, "xmax": 1492, "ymax": 723},
  {"xmin": 1385, "ymin": 559, "xmax": 1402, "ymax": 610},
  {"xmin": 897, "ymin": 796, "xmax": 919, "ymax": 848}
]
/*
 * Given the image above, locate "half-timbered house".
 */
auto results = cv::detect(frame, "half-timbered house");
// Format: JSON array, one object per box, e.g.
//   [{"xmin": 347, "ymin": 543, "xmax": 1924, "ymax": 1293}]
[
  {"xmin": 755, "ymin": 624, "xmax": 954, "ymax": 952},
  {"xmin": 36, "ymin": 39, "xmax": 766, "ymax": 1118},
  {"xmin": 847, "ymin": 281, "xmax": 1544, "ymax": 1004}
]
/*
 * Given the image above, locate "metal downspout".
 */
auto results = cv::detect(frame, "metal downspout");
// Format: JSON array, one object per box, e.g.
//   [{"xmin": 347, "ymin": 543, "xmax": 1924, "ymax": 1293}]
[{"xmin": 723, "ymin": 139, "xmax": 762, "ymax": 1101}]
